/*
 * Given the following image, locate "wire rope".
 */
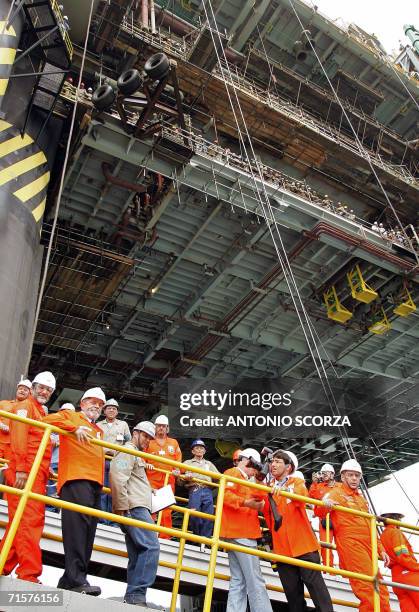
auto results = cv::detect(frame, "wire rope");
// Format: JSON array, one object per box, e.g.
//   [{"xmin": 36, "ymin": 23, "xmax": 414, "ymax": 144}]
[{"xmin": 25, "ymin": 0, "xmax": 96, "ymax": 373}]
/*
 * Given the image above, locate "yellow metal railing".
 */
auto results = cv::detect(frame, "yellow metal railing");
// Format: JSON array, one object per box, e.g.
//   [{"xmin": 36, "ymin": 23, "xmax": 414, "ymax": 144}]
[
  {"xmin": 1, "ymin": 408, "xmax": 418, "ymax": 612},
  {"xmin": 50, "ymin": 0, "xmax": 73, "ymax": 60}
]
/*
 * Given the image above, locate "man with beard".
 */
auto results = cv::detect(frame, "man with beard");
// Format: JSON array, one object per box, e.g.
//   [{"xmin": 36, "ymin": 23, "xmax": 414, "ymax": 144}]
[
  {"xmin": 44, "ymin": 387, "xmax": 106, "ymax": 595},
  {"xmin": 110, "ymin": 421, "xmax": 160, "ymax": 608},
  {"xmin": 0, "ymin": 372, "xmax": 55, "ymax": 583}
]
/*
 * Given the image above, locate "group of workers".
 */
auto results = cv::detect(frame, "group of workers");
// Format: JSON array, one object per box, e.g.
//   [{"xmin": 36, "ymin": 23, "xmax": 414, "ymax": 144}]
[{"xmin": 0, "ymin": 373, "xmax": 418, "ymax": 611}]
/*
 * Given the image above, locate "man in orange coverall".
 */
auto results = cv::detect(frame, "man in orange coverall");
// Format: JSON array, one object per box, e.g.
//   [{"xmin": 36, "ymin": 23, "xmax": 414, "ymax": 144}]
[
  {"xmin": 379, "ymin": 510, "xmax": 419, "ymax": 611},
  {"xmin": 146, "ymin": 415, "xmax": 181, "ymax": 539},
  {"xmin": 43, "ymin": 387, "xmax": 106, "ymax": 596},
  {"xmin": 220, "ymin": 448, "xmax": 273, "ymax": 612},
  {"xmin": 0, "ymin": 379, "xmax": 32, "ymax": 464},
  {"xmin": 308, "ymin": 463, "xmax": 338, "ymax": 566},
  {"xmin": 265, "ymin": 450, "xmax": 333, "ymax": 611},
  {"xmin": 0, "ymin": 371, "xmax": 55, "ymax": 583},
  {"xmin": 323, "ymin": 459, "xmax": 391, "ymax": 612}
]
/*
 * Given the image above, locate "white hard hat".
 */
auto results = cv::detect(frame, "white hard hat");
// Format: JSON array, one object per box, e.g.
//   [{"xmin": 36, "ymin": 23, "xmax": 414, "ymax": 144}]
[
  {"xmin": 59, "ymin": 402, "xmax": 75, "ymax": 411},
  {"xmin": 240, "ymin": 448, "xmax": 261, "ymax": 463},
  {"xmin": 283, "ymin": 450, "xmax": 298, "ymax": 473},
  {"xmin": 81, "ymin": 387, "xmax": 106, "ymax": 404},
  {"xmin": 17, "ymin": 379, "xmax": 32, "ymax": 389},
  {"xmin": 104, "ymin": 398, "xmax": 119, "ymax": 409},
  {"xmin": 133, "ymin": 421, "xmax": 155, "ymax": 438},
  {"xmin": 32, "ymin": 371, "xmax": 56, "ymax": 391},
  {"xmin": 321, "ymin": 463, "xmax": 335, "ymax": 474},
  {"xmin": 340, "ymin": 459, "xmax": 362, "ymax": 475},
  {"xmin": 154, "ymin": 415, "xmax": 169, "ymax": 426},
  {"xmin": 294, "ymin": 470, "xmax": 305, "ymax": 481}
]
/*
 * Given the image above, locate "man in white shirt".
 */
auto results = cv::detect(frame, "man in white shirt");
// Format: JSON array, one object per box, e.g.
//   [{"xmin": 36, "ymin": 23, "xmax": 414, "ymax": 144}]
[{"xmin": 183, "ymin": 439, "xmax": 219, "ymax": 546}]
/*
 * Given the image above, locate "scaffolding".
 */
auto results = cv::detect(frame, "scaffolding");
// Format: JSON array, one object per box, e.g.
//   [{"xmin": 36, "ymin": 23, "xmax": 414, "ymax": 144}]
[{"xmin": 213, "ymin": 62, "xmax": 418, "ymax": 190}]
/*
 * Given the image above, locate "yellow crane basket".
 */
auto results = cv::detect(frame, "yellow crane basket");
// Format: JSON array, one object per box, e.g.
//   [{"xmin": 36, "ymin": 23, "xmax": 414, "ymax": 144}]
[
  {"xmin": 324, "ymin": 286, "xmax": 353, "ymax": 323},
  {"xmin": 393, "ymin": 287, "xmax": 417, "ymax": 317},
  {"xmin": 368, "ymin": 308, "xmax": 391, "ymax": 335},
  {"xmin": 347, "ymin": 265, "xmax": 378, "ymax": 303}
]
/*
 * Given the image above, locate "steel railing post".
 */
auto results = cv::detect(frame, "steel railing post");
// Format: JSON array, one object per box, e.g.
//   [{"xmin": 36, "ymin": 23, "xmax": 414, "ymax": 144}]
[
  {"xmin": 203, "ymin": 476, "xmax": 226, "ymax": 612},
  {"xmin": 170, "ymin": 509, "xmax": 190, "ymax": 611},
  {"xmin": 370, "ymin": 515, "xmax": 380, "ymax": 612}
]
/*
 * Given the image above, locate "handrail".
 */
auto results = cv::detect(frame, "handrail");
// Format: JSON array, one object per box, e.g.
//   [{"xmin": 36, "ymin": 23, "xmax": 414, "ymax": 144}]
[
  {"xmin": 0, "ymin": 408, "xmax": 418, "ymax": 612},
  {"xmin": 0, "ymin": 517, "xmax": 364, "ymax": 607}
]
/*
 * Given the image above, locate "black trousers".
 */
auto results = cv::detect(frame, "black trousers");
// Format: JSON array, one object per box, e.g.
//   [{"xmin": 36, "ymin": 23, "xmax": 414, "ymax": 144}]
[
  {"xmin": 277, "ymin": 551, "xmax": 333, "ymax": 612},
  {"xmin": 57, "ymin": 479, "xmax": 101, "ymax": 589}
]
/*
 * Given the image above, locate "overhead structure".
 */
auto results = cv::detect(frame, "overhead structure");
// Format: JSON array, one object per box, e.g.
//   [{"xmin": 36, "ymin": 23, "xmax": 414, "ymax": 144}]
[{"xmin": 0, "ymin": 0, "xmax": 413, "ymax": 482}]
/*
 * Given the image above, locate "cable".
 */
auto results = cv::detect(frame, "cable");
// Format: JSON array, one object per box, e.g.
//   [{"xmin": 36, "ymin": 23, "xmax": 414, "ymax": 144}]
[
  {"xmin": 25, "ymin": 0, "xmax": 96, "ymax": 373},
  {"xmin": 202, "ymin": 0, "xmax": 360, "ymax": 466},
  {"xmin": 287, "ymin": 0, "xmax": 419, "ymax": 264}
]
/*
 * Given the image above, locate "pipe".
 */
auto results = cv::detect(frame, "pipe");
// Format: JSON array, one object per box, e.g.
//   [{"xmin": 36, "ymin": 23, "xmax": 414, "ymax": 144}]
[
  {"xmin": 150, "ymin": 172, "xmax": 164, "ymax": 204},
  {"xmin": 404, "ymin": 24, "xmax": 419, "ymax": 54},
  {"xmin": 102, "ymin": 162, "xmax": 146, "ymax": 193},
  {"xmin": 308, "ymin": 223, "xmax": 417, "ymax": 274},
  {"xmin": 150, "ymin": 0, "xmax": 156, "ymax": 34},
  {"xmin": 141, "ymin": 0, "xmax": 149, "ymax": 29}
]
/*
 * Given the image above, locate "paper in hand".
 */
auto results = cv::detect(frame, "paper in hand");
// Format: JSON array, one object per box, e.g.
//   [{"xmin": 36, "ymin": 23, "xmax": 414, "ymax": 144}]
[{"xmin": 151, "ymin": 484, "xmax": 176, "ymax": 514}]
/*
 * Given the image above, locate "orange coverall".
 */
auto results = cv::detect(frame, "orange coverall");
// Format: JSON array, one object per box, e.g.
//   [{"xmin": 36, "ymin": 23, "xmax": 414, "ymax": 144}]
[
  {"xmin": 220, "ymin": 467, "xmax": 263, "ymax": 540},
  {"xmin": 323, "ymin": 483, "xmax": 391, "ymax": 612},
  {"xmin": 0, "ymin": 396, "xmax": 51, "ymax": 583},
  {"xmin": 267, "ymin": 477, "xmax": 320, "ymax": 558},
  {"xmin": 0, "ymin": 399, "xmax": 15, "ymax": 463},
  {"xmin": 309, "ymin": 480, "xmax": 339, "ymax": 565},
  {"xmin": 146, "ymin": 436, "xmax": 181, "ymax": 538},
  {"xmin": 43, "ymin": 410, "xmax": 105, "ymax": 493},
  {"xmin": 380, "ymin": 524, "xmax": 419, "ymax": 611}
]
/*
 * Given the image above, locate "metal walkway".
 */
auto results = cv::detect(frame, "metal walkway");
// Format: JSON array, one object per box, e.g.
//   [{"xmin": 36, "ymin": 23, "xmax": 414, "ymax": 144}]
[{"xmin": 0, "ymin": 501, "xmax": 401, "ymax": 611}]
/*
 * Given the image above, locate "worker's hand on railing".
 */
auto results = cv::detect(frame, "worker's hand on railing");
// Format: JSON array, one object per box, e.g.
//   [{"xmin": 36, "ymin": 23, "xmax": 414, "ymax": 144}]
[
  {"xmin": 75, "ymin": 426, "xmax": 92, "ymax": 443},
  {"xmin": 243, "ymin": 498, "xmax": 265, "ymax": 512},
  {"xmin": 183, "ymin": 471, "xmax": 194, "ymax": 480},
  {"xmin": 14, "ymin": 471, "xmax": 28, "ymax": 489},
  {"xmin": 323, "ymin": 498, "xmax": 336, "ymax": 510},
  {"xmin": 172, "ymin": 469, "xmax": 181, "ymax": 477},
  {"xmin": 0, "ymin": 422, "xmax": 9, "ymax": 432},
  {"xmin": 380, "ymin": 551, "xmax": 391, "ymax": 567},
  {"xmin": 145, "ymin": 463, "xmax": 154, "ymax": 470}
]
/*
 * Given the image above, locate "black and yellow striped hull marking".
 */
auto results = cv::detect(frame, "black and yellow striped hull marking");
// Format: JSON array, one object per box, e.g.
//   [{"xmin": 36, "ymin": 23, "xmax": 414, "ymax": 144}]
[
  {"xmin": 0, "ymin": 20, "xmax": 17, "ymax": 98},
  {"xmin": 0, "ymin": 120, "xmax": 50, "ymax": 224}
]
